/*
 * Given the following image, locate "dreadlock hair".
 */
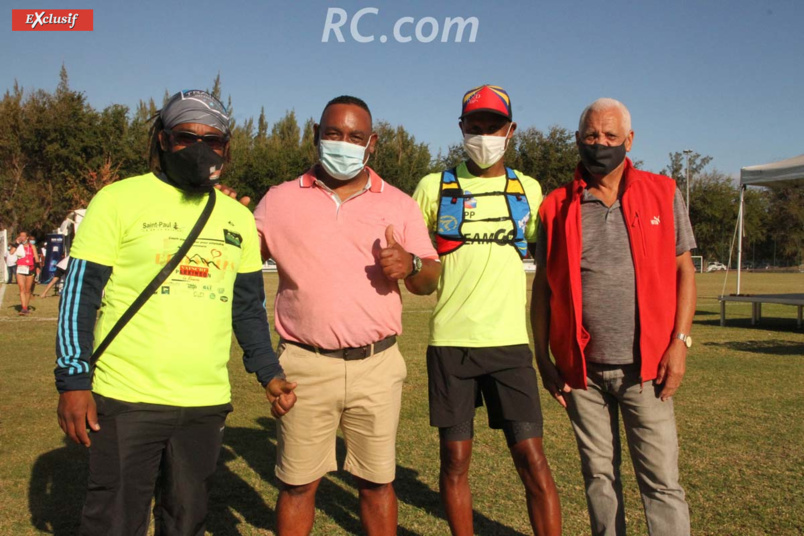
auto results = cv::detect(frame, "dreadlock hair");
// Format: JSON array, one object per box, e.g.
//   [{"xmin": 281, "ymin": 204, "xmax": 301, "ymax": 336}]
[{"xmin": 147, "ymin": 113, "xmax": 166, "ymax": 174}]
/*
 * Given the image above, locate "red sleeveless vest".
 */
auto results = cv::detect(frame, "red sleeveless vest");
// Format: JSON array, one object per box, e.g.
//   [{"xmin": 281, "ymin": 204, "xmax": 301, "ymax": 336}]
[{"xmin": 538, "ymin": 159, "xmax": 678, "ymax": 388}]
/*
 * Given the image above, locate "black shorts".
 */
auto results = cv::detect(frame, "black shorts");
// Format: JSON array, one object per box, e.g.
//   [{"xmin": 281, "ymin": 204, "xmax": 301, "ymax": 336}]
[
  {"xmin": 427, "ymin": 345, "xmax": 543, "ymax": 432},
  {"xmin": 54, "ymin": 267, "xmax": 67, "ymax": 279}
]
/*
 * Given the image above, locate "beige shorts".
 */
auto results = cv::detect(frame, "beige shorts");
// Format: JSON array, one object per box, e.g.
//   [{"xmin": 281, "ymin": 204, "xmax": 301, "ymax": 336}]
[{"xmin": 275, "ymin": 341, "xmax": 407, "ymax": 486}]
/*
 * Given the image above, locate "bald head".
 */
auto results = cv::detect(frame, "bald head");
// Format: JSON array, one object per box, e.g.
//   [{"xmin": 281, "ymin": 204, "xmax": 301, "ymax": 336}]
[{"xmin": 578, "ymin": 98, "xmax": 631, "ymax": 133}]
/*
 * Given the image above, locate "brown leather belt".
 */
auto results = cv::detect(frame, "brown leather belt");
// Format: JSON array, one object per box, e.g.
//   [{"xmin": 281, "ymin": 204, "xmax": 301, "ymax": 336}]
[{"xmin": 281, "ymin": 335, "xmax": 397, "ymax": 361}]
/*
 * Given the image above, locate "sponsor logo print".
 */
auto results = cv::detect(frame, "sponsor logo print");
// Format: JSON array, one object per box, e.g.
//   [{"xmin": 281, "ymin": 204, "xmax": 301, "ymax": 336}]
[
  {"xmin": 517, "ymin": 214, "xmax": 530, "ymax": 233},
  {"xmin": 463, "ymin": 190, "xmax": 476, "ymax": 209},
  {"xmin": 224, "ymin": 229, "xmax": 242, "ymax": 248},
  {"xmin": 438, "ymin": 215, "xmax": 459, "ymax": 233},
  {"xmin": 180, "ymin": 265, "xmax": 209, "ymax": 278},
  {"xmin": 651, "ymin": 216, "xmax": 661, "ymax": 226},
  {"xmin": 12, "ymin": 10, "xmax": 94, "ymax": 31},
  {"xmin": 141, "ymin": 220, "xmax": 181, "ymax": 232}
]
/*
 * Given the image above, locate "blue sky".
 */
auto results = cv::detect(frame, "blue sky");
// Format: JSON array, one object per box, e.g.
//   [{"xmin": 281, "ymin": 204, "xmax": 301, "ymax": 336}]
[{"xmin": 2, "ymin": 0, "xmax": 803, "ymax": 179}]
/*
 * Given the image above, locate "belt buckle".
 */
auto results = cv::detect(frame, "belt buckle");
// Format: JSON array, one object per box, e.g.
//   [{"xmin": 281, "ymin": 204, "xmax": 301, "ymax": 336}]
[{"xmin": 343, "ymin": 344, "xmax": 370, "ymax": 361}]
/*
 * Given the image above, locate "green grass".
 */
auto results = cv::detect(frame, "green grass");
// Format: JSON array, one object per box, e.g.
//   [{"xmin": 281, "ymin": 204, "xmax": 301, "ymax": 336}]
[{"xmin": 0, "ymin": 272, "xmax": 802, "ymax": 535}]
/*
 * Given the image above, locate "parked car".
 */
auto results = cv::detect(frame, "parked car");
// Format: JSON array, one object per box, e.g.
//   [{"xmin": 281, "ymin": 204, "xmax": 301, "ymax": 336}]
[{"xmin": 706, "ymin": 262, "xmax": 727, "ymax": 272}]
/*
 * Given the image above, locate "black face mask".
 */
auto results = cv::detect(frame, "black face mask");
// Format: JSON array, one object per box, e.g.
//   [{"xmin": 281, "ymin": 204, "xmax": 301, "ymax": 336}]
[
  {"xmin": 578, "ymin": 142, "xmax": 627, "ymax": 176},
  {"xmin": 162, "ymin": 142, "xmax": 225, "ymax": 194}
]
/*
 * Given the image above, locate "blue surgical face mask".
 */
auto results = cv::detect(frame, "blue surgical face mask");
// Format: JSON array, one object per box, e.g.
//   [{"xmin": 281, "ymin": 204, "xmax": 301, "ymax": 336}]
[{"xmin": 318, "ymin": 139, "xmax": 370, "ymax": 181}]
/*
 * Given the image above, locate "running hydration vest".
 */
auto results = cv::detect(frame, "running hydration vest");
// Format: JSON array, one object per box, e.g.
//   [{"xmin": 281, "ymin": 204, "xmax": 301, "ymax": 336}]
[{"xmin": 435, "ymin": 166, "xmax": 530, "ymax": 258}]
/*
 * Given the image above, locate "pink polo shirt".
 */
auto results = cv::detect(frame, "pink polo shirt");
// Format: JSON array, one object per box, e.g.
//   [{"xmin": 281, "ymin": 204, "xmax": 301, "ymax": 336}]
[{"xmin": 254, "ymin": 166, "xmax": 438, "ymax": 349}]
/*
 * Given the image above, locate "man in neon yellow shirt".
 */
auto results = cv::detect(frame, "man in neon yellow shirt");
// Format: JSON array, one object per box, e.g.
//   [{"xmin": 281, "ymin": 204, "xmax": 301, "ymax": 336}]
[
  {"xmin": 412, "ymin": 85, "xmax": 561, "ymax": 535},
  {"xmin": 54, "ymin": 89, "xmax": 296, "ymax": 535}
]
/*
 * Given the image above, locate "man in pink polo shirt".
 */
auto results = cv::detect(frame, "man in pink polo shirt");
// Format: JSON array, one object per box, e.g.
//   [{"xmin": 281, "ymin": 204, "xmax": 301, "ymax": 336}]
[{"xmin": 254, "ymin": 95, "xmax": 440, "ymax": 535}]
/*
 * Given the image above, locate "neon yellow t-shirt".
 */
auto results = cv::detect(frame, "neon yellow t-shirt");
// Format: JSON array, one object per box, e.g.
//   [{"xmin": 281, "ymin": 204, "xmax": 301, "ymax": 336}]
[
  {"xmin": 412, "ymin": 162, "xmax": 543, "ymax": 347},
  {"xmin": 70, "ymin": 173, "xmax": 263, "ymax": 406}
]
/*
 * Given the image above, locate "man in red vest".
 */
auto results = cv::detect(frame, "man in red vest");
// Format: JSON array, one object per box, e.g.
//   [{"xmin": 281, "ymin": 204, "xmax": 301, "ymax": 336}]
[{"xmin": 532, "ymin": 98, "xmax": 696, "ymax": 535}]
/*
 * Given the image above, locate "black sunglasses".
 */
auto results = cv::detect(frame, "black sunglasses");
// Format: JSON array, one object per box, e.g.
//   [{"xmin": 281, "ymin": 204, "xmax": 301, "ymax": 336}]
[{"xmin": 165, "ymin": 129, "xmax": 229, "ymax": 151}]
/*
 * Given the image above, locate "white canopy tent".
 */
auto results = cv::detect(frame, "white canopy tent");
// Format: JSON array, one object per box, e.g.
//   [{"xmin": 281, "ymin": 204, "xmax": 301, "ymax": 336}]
[{"xmin": 736, "ymin": 154, "xmax": 804, "ymax": 293}]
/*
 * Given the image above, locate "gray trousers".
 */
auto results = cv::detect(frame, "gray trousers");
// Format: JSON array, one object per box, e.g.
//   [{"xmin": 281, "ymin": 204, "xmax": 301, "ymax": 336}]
[{"xmin": 565, "ymin": 363, "xmax": 690, "ymax": 536}]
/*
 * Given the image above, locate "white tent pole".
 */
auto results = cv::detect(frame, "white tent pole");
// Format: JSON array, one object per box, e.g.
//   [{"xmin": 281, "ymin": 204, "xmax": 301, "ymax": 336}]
[{"xmin": 737, "ymin": 186, "xmax": 745, "ymax": 295}]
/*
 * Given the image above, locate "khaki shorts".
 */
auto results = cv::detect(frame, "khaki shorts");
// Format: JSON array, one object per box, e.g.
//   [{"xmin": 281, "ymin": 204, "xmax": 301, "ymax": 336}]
[{"xmin": 275, "ymin": 341, "xmax": 407, "ymax": 486}]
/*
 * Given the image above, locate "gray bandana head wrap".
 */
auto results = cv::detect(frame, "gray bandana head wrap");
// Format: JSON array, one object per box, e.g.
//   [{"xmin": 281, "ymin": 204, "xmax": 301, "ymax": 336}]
[{"xmin": 160, "ymin": 89, "xmax": 230, "ymax": 135}]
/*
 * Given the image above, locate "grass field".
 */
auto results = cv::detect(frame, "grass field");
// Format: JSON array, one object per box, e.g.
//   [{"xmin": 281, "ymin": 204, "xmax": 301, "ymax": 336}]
[{"xmin": 0, "ymin": 272, "xmax": 802, "ymax": 535}]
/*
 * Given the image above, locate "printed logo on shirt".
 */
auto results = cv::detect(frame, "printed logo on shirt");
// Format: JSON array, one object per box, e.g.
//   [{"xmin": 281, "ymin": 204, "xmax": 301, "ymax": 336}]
[
  {"xmin": 142, "ymin": 220, "xmax": 181, "ymax": 232},
  {"xmin": 517, "ymin": 213, "xmax": 530, "ymax": 233},
  {"xmin": 438, "ymin": 215, "xmax": 459, "ymax": 233},
  {"xmin": 161, "ymin": 286, "xmax": 170, "ymax": 295},
  {"xmin": 651, "ymin": 216, "xmax": 661, "ymax": 226},
  {"xmin": 463, "ymin": 190, "xmax": 476, "ymax": 209},
  {"xmin": 180, "ymin": 265, "xmax": 209, "ymax": 278},
  {"xmin": 223, "ymin": 229, "xmax": 242, "ymax": 248}
]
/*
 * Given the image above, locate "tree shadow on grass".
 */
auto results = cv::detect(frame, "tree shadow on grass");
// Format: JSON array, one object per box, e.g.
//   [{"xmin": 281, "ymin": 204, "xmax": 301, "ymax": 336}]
[
  {"xmin": 28, "ymin": 437, "xmax": 87, "ymax": 535},
  {"xmin": 30, "ymin": 418, "xmax": 525, "ymax": 535},
  {"xmin": 395, "ymin": 464, "xmax": 526, "ymax": 535},
  {"xmin": 223, "ymin": 417, "xmax": 524, "ymax": 535},
  {"xmin": 696, "ymin": 316, "xmax": 803, "ymax": 333},
  {"xmin": 703, "ymin": 339, "xmax": 804, "ymax": 357}
]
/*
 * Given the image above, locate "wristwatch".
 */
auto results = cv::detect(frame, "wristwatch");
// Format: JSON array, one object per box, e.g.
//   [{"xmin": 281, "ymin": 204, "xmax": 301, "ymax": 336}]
[
  {"xmin": 675, "ymin": 332, "xmax": 692, "ymax": 348},
  {"xmin": 407, "ymin": 254, "xmax": 422, "ymax": 278}
]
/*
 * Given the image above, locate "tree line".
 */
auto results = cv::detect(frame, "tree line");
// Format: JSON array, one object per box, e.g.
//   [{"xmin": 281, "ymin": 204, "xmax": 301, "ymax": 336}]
[{"xmin": 1, "ymin": 70, "xmax": 801, "ymax": 266}]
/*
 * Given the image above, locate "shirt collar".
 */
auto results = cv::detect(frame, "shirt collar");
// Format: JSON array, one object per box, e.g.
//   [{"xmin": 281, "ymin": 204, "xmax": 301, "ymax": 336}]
[
  {"xmin": 299, "ymin": 165, "xmax": 385, "ymax": 193},
  {"xmin": 572, "ymin": 157, "xmax": 636, "ymax": 199}
]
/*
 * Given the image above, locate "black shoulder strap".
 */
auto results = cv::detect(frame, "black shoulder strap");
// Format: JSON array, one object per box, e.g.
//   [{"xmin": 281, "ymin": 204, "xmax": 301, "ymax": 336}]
[{"xmin": 89, "ymin": 191, "xmax": 217, "ymax": 367}]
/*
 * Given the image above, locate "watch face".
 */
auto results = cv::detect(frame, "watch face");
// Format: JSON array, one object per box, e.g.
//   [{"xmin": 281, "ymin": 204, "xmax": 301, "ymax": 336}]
[{"xmin": 684, "ymin": 336, "xmax": 692, "ymax": 348}]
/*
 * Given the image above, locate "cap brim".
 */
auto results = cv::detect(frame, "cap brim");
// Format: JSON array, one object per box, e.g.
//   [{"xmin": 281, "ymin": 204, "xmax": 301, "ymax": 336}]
[{"xmin": 460, "ymin": 108, "xmax": 512, "ymax": 121}]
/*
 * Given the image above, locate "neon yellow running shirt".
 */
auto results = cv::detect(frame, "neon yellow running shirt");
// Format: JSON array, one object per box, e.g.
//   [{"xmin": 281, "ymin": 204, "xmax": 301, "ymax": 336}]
[
  {"xmin": 413, "ymin": 162, "xmax": 543, "ymax": 347},
  {"xmin": 70, "ymin": 173, "xmax": 263, "ymax": 406}
]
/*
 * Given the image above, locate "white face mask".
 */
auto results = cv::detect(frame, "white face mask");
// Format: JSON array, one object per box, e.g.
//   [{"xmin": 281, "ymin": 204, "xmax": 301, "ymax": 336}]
[
  {"xmin": 462, "ymin": 123, "xmax": 513, "ymax": 169},
  {"xmin": 318, "ymin": 139, "xmax": 370, "ymax": 181}
]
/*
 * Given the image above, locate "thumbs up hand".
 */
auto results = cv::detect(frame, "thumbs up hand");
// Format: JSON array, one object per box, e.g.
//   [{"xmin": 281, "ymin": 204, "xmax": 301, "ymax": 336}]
[{"xmin": 380, "ymin": 224, "xmax": 413, "ymax": 281}]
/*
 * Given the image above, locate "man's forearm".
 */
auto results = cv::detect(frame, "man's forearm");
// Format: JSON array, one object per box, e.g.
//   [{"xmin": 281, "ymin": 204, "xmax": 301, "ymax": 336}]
[
  {"xmin": 530, "ymin": 265, "xmax": 552, "ymax": 363},
  {"xmin": 674, "ymin": 252, "xmax": 697, "ymax": 335},
  {"xmin": 404, "ymin": 258, "xmax": 441, "ymax": 295}
]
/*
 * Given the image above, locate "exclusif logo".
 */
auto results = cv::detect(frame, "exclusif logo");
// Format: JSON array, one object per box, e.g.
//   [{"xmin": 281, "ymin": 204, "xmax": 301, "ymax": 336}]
[{"xmin": 12, "ymin": 9, "xmax": 93, "ymax": 31}]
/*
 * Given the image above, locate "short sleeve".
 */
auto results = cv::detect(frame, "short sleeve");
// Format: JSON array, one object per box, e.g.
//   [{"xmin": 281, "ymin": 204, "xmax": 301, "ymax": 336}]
[
  {"xmin": 519, "ymin": 174, "xmax": 543, "ymax": 242},
  {"xmin": 401, "ymin": 196, "xmax": 439, "ymax": 261},
  {"xmin": 70, "ymin": 188, "xmax": 121, "ymax": 267},
  {"xmin": 253, "ymin": 191, "xmax": 271, "ymax": 260},
  {"xmin": 412, "ymin": 174, "xmax": 440, "ymax": 231},
  {"xmin": 673, "ymin": 188, "xmax": 697, "ymax": 255},
  {"xmin": 236, "ymin": 206, "xmax": 264, "ymax": 274}
]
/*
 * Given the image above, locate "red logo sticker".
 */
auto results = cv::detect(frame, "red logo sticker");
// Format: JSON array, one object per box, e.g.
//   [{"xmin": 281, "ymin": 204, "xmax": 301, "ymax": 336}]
[{"xmin": 12, "ymin": 9, "xmax": 93, "ymax": 31}]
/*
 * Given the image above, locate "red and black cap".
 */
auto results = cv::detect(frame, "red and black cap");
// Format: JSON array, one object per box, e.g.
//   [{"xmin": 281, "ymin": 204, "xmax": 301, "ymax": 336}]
[{"xmin": 460, "ymin": 85, "xmax": 512, "ymax": 121}]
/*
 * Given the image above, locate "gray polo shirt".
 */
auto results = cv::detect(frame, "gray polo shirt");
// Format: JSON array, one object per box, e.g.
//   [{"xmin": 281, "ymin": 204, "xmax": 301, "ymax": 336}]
[{"xmin": 535, "ymin": 187, "xmax": 696, "ymax": 365}]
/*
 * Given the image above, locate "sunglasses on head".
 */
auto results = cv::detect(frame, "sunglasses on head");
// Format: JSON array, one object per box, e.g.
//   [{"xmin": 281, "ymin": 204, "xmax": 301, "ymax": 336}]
[{"xmin": 165, "ymin": 129, "xmax": 229, "ymax": 151}]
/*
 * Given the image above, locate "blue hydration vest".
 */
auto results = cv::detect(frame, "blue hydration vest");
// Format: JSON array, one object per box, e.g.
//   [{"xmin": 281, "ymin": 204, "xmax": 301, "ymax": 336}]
[{"xmin": 435, "ymin": 166, "xmax": 530, "ymax": 258}]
